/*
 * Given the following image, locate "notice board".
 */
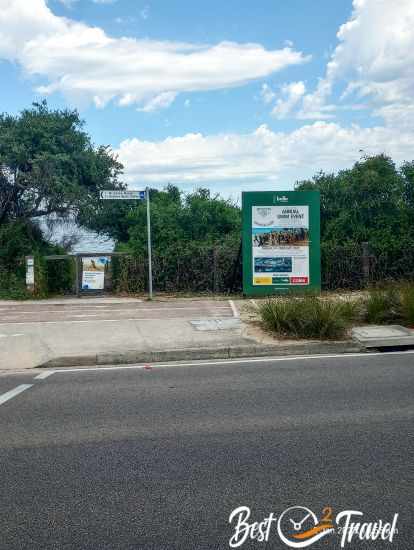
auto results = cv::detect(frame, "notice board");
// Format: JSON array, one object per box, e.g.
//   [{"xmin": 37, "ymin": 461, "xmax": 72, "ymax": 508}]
[{"xmin": 242, "ymin": 191, "xmax": 320, "ymax": 295}]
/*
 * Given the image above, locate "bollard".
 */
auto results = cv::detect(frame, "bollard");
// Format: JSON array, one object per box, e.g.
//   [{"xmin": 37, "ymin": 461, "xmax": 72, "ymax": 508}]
[{"xmin": 25, "ymin": 256, "xmax": 35, "ymax": 293}]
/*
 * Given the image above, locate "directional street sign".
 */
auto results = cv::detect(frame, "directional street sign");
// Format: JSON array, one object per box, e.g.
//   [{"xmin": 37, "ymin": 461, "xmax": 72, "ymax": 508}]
[{"xmin": 100, "ymin": 190, "xmax": 146, "ymax": 200}]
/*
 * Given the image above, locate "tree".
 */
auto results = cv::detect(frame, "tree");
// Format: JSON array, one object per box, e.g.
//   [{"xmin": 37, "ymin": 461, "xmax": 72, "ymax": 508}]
[
  {"xmin": 82, "ymin": 184, "xmax": 242, "ymax": 254},
  {"xmin": 124, "ymin": 186, "xmax": 241, "ymax": 255},
  {"xmin": 296, "ymin": 154, "xmax": 414, "ymax": 287},
  {"xmin": 295, "ymin": 154, "xmax": 410, "ymax": 249},
  {"xmin": 0, "ymin": 101, "xmax": 123, "ymax": 225}
]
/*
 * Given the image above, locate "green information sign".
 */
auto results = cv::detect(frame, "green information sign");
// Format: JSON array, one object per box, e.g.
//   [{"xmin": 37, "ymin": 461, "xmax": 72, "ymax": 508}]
[{"xmin": 242, "ymin": 190, "xmax": 321, "ymax": 296}]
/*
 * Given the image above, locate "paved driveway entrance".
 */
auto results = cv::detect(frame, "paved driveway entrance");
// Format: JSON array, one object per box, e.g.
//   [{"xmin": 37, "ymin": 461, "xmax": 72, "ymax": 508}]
[
  {"xmin": 0, "ymin": 298, "xmax": 235, "ymax": 324},
  {"xmin": 0, "ymin": 297, "xmax": 246, "ymax": 371}
]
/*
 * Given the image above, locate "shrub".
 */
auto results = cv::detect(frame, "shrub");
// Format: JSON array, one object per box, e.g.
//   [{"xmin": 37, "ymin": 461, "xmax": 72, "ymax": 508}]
[
  {"xmin": 259, "ymin": 295, "xmax": 358, "ymax": 340},
  {"xmin": 0, "ymin": 273, "xmax": 31, "ymax": 300},
  {"xmin": 399, "ymin": 283, "xmax": 414, "ymax": 326},
  {"xmin": 363, "ymin": 287, "xmax": 401, "ymax": 324}
]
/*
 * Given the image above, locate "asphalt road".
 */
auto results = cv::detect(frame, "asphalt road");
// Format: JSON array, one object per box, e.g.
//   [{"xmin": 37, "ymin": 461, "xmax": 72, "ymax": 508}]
[{"xmin": 0, "ymin": 352, "xmax": 413, "ymax": 549}]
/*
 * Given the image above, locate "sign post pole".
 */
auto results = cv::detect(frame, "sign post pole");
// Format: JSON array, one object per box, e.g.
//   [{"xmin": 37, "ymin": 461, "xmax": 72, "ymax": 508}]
[
  {"xmin": 146, "ymin": 187, "xmax": 153, "ymax": 300},
  {"xmin": 100, "ymin": 189, "xmax": 152, "ymax": 299}
]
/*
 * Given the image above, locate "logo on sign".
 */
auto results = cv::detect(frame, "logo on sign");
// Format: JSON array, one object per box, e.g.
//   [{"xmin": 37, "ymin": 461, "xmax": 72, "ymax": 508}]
[{"xmin": 253, "ymin": 207, "xmax": 275, "ymax": 226}]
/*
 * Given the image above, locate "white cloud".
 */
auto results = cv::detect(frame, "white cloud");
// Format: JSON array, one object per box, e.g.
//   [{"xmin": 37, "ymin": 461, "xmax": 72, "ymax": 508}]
[
  {"xmin": 138, "ymin": 91, "xmax": 177, "ymax": 112},
  {"xmin": 117, "ymin": 122, "xmax": 414, "ymax": 193},
  {"xmin": 263, "ymin": 0, "xmax": 414, "ymax": 126},
  {"xmin": 116, "ymin": 1, "xmax": 414, "ymax": 192},
  {"xmin": 271, "ymin": 81, "xmax": 306, "ymax": 119},
  {"xmin": 260, "ymin": 84, "xmax": 276, "ymax": 105},
  {"xmin": 327, "ymin": 0, "xmax": 414, "ymax": 127},
  {"xmin": 0, "ymin": 0, "xmax": 308, "ymax": 111}
]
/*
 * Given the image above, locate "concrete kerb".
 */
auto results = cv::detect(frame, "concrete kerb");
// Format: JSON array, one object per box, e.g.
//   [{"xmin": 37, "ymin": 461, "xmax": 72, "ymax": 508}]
[{"xmin": 37, "ymin": 341, "xmax": 364, "ymax": 368}]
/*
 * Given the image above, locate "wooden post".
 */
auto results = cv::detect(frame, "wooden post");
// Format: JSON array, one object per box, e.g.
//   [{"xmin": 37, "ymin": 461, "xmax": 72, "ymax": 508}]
[
  {"xmin": 230, "ymin": 240, "xmax": 242, "ymax": 293},
  {"xmin": 212, "ymin": 248, "xmax": 218, "ymax": 293},
  {"xmin": 362, "ymin": 242, "xmax": 371, "ymax": 285},
  {"xmin": 75, "ymin": 255, "xmax": 80, "ymax": 297}
]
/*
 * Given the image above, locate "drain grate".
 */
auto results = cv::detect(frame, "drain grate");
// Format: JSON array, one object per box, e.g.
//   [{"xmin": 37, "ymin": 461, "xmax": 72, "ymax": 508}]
[
  {"xmin": 352, "ymin": 325, "xmax": 414, "ymax": 348},
  {"xmin": 190, "ymin": 318, "xmax": 242, "ymax": 331}
]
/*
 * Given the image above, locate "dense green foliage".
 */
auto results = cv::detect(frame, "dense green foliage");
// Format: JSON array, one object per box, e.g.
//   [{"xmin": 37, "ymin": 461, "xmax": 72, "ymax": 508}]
[
  {"xmin": 0, "ymin": 102, "xmax": 122, "ymax": 296},
  {"xmin": 363, "ymin": 284, "xmax": 414, "ymax": 325},
  {"xmin": 259, "ymin": 295, "xmax": 359, "ymax": 340},
  {"xmin": 259, "ymin": 282, "xmax": 414, "ymax": 339},
  {"xmin": 0, "ymin": 219, "xmax": 75, "ymax": 297},
  {"xmin": 0, "ymin": 101, "xmax": 122, "ymax": 224},
  {"xmin": 85, "ymin": 185, "xmax": 242, "ymax": 293},
  {"xmin": 296, "ymin": 155, "xmax": 414, "ymax": 287},
  {"xmin": 85, "ymin": 185, "xmax": 241, "ymax": 253},
  {"xmin": 1, "ymin": 101, "xmax": 414, "ymax": 298}
]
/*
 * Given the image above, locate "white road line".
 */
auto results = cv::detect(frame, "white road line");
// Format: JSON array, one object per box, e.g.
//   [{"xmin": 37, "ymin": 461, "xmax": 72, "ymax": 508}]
[
  {"xmin": 34, "ymin": 371, "xmax": 55, "ymax": 380},
  {"xmin": 0, "ymin": 333, "xmax": 24, "ymax": 338},
  {"xmin": 0, "ymin": 305, "xmax": 231, "ymax": 315},
  {"xmin": 51, "ymin": 349, "xmax": 414, "ymax": 374},
  {"xmin": 228, "ymin": 300, "xmax": 239, "ymax": 318},
  {"xmin": 0, "ymin": 315, "xmax": 234, "ymax": 326},
  {"xmin": 0, "ymin": 384, "xmax": 33, "ymax": 406}
]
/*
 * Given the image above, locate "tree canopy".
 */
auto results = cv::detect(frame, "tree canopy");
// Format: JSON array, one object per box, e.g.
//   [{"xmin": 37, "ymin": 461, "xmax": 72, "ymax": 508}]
[
  {"xmin": 295, "ymin": 154, "xmax": 414, "ymax": 253},
  {"xmin": 82, "ymin": 184, "xmax": 241, "ymax": 255},
  {"xmin": 0, "ymin": 101, "xmax": 123, "ymax": 224}
]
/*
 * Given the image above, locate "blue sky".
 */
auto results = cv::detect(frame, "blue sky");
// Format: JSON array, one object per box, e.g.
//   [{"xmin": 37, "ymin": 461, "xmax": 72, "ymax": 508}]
[{"xmin": 1, "ymin": 0, "xmax": 414, "ymax": 197}]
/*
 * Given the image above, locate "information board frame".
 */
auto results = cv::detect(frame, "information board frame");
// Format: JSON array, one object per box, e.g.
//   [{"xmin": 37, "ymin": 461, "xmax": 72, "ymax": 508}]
[{"xmin": 242, "ymin": 190, "xmax": 321, "ymax": 296}]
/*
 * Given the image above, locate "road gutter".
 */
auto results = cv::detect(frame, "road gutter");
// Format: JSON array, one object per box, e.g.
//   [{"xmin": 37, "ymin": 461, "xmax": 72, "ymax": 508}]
[{"xmin": 37, "ymin": 340, "xmax": 363, "ymax": 368}]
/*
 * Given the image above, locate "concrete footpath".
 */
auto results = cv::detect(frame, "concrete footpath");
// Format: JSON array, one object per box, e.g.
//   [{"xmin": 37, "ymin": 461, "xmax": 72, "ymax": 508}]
[{"xmin": 0, "ymin": 296, "xmax": 361, "ymax": 371}]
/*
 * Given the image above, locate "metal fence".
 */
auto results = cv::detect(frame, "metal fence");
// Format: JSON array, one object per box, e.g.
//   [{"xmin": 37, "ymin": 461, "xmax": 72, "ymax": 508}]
[
  {"xmin": 322, "ymin": 243, "xmax": 414, "ymax": 290},
  {"xmin": 112, "ymin": 243, "xmax": 242, "ymax": 294},
  {"xmin": 2, "ymin": 242, "xmax": 414, "ymax": 296}
]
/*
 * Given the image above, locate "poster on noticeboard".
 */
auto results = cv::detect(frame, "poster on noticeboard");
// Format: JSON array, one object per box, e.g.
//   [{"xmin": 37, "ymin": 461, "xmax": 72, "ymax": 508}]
[
  {"xmin": 81, "ymin": 257, "xmax": 110, "ymax": 290},
  {"xmin": 242, "ymin": 192, "xmax": 320, "ymax": 296}
]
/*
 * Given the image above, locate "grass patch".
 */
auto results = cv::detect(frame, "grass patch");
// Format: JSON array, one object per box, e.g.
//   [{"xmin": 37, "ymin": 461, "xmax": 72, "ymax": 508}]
[
  {"xmin": 399, "ymin": 283, "xmax": 414, "ymax": 326},
  {"xmin": 259, "ymin": 295, "xmax": 359, "ymax": 340},
  {"xmin": 363, "ymin": 286, "xmax": 401, "ymax": 324},
  {"xmin": 356, "ymin": 283, "xmax": 414, "ymax": 326}
]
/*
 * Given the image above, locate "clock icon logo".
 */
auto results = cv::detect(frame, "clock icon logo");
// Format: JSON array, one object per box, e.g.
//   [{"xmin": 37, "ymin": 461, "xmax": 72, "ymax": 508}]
[{"xmin": 277, "ymin": 506, "xmax": 334, "ymax": 548}]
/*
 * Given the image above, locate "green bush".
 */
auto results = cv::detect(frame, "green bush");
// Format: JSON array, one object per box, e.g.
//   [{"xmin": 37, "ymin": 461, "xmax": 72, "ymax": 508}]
[
  {"xmin": 0, "ymin": 273, "xmax": 31, "ymax": 300},
  {"xmin": 399, "ymin": 283, "xmax": 414, "ymax": 326},
  {"xmin": 259, "ymin": 295, "xmax": 358, "ymax": 340},
  {"xmin": 0, "ymin": 220, "xmax": 75, "ymax": 299},
  {"xmin": 112, "ymin": 237, "xmax": 241, "ymax": 294},
  {"xmin": 363, "ymin": 287, "xmax": 401, "ymax": 324}
]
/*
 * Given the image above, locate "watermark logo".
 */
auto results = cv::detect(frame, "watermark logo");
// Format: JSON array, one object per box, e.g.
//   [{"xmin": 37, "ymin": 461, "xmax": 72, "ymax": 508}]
[
  {"xmin": 228, "ymin": 505, "xmax": 398, "ymax": 548},
  {"xmin": 277, "ymin": 506, "xmax": 334, "ymax": 548}
]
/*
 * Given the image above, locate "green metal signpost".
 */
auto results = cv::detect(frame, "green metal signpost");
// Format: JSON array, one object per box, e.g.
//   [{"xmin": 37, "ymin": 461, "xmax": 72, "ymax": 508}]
[{"xmin": 242, "ymin": 190, "xmax": 321, "ymax": 296}]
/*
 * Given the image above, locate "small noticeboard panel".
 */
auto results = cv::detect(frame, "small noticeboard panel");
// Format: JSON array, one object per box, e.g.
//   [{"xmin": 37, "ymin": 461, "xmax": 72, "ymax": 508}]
[
  {"xmin": 242, "ymin": 191, "xmax": 320, "ymax": 296},
  {"xmin": 81, "ymin": 256, "xmax": 110, "ymax": 291}
]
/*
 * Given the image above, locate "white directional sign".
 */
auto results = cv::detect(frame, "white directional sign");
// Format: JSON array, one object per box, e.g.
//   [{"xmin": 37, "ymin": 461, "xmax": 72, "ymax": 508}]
[{"xmin": 100, "ymin": 190, "xmax": 146, "ymax": 200}]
